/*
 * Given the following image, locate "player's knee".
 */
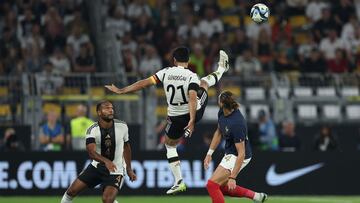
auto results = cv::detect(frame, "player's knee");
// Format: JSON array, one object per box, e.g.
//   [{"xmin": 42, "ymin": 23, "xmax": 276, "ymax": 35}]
[{"xmin": 102, "ymin": 194, "xmax": 115, "ymax": 203}]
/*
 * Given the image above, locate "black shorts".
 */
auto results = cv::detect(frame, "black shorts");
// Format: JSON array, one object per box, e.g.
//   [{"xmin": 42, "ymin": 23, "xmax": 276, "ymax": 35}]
[
  {"xmin": 78, "ymin": 164, "xmax": 124, "ymax": 191},
  {"xmin": 165, "ymin": 87, "xmax": 208, "ymax": 139}
]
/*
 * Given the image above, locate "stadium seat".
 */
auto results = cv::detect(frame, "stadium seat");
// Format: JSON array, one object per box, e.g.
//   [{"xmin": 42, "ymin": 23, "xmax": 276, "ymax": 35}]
[
  {"xmin": 156, "ymin": 106, "xmax": 167, "ymax": 117},
  {"xmin": 297, "ymin": 104, "xmax": 317, "ymax": 119},
  {"xmin": 42, "ymin": 103, "xmax": 61, "ymax": 115},
  {"xmin": 294, "ymin": 87, "xmax": 313, "ymax": 97},
  {"xmin": 90, "ymin": 87, "xmax": 105, "ymax": 96},
  {"xmin": 222, "ymin": 86, "xmax": 241, "ymax": 97},
  {"xmin": 244, "ymin": 16, "xmax": 253, "ymax": 26},
  {"xmin": 222, "ymin": 15, "xmax": 240, "ymax": 27},
  {"xmin": 345, "ymin": 105, "xmax": 360, "ymax": 120},
  {"xmin": 294, "ymin": 33, "xmax": 310, "ymax": 44},
  {"xmin": 207, "ymin": 87, "xmax": 217, "ymax": 97},
  {"xmin": 289, "ymin": 15, "xmax": 307, "ymax": 28},
  {"xmin": 245, "ymin": 87, "xmax": 265, "ymax": 100},
  {"xmin": 0, "ymin": 87, "xmax": 8, "ymax": 96},
  {"xmin": 217, "ymin": 0, "xmax": 235, "ymax": 10},
  {"xmin": 276, "ymin": 87, "xmax": 290, "ymax": 99},
  {"xmin": 0, "ymin": 104, "xmax": 11, "ymax": 116},
  {"xmin": 62, "ymin": 87, "xmax": 81, "ymax": 95},
  {"xmin": 65, "ymin": 104, "xmax": 82, "ymax": 118},
  {"xmin": 316, "ymin": 87, "xmax": 337, "ymax": 98},
  {"xmin": 322, "ymin": 105, "xmax": 341, "ymax": 119},
  {"xmin": 341, "ymin": 87, "xmax": 359, "ymax": 97},
  {"xmin": 249, "ymin": 104, "xmax": 269, "ymax": 120}
]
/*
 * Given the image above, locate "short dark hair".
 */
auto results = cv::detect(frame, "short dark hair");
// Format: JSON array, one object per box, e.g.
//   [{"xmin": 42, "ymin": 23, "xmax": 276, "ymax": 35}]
[
  {"xmin": 172, "ymin": 46, "xmax": 190, "ymax": 62},
  {"xmin": 219, "ymin": 91, "xmax": 239, "ymax": 110},
  {"xmin": 96, "ymin": 100, "xmax": 112, "ymax": 112}
]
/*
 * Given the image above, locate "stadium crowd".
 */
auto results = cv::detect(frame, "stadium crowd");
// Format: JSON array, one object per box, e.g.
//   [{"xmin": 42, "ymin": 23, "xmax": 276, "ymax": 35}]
[{"xmin": 0, "ymin": 0, "xmax": 359, "ymax": 152}]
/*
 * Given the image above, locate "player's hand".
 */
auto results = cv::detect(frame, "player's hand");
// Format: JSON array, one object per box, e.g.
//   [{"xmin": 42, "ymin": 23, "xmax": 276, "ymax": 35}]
[
  {"xmin": 127, "ymin": 169, "xmax": 137, "ymax": 182},
  {"xmin": 105, "ymin": 160, "xmax": 117, "ymax": 172},
  {"xmin": 105, "ymin": 84, "xmax": 123, "ymax": 94},
  {"xmin": 203, "ymin": 155, "xmax": 212, "ymax": 170},
  {"xmin": 184, "ymin": 120, "xmax": 195, "ymax": 138},
  {"xmin": 227, "ymin": 178, "xmax": 236, "ymax": 191}
]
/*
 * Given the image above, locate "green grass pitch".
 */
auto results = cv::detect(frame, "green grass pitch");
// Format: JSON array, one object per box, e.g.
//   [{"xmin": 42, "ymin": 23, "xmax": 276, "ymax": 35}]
[{"xmin": 1, "ymin": 196, "xmax": 360, "ymax": 203}]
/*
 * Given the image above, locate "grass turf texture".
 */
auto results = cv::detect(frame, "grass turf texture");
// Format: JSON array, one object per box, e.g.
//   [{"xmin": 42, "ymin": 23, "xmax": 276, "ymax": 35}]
[{"xmin": 1, "ymin": 196, "xmax": 360, "ymax": 203}]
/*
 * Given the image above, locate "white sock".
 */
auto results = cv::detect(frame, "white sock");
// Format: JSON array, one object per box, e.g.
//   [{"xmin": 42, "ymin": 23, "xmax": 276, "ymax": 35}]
[
  {"xmin": 201, "ymin": 66, "xmax": 226, "ymax": 87},
  {"xmin": 253, "ymin": 192, "xmax": 261, "ymax": 201},
  {"xmin": 165, "ymin": 144, "xmax": 183, "ymax": 184},
  {"xmin": 61, "ymin": 192, "xmax": 73, "ymax": 203}
]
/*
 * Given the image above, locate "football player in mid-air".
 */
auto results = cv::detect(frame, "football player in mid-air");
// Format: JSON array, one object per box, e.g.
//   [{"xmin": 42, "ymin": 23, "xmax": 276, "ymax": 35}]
[
  {"xmin": 204, "ymin": 91, "xmax": 267, "ymax": 203},
  {"xmin": 105, "ymin": 46, "xmax": 229, "ymax": 194}
]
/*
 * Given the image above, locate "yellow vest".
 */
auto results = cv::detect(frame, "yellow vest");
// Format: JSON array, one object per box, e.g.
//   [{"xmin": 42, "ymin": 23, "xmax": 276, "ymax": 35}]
[{"xmin": 70, "ymin": 117, "xmax": 94, "ymax": 138}]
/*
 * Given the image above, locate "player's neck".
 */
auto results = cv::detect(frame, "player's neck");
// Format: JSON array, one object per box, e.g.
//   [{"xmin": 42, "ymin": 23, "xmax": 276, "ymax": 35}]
[
  {"xmin": 99, "ymin": 119, "xmax": 113, "ymax": 129},
  {"xmin": 223, "ymin": 108, "xmax": 234, "ymax": 117},
  {"xmin": 176, "ymin": 62, "xmax": 188, "ymax": 68}
]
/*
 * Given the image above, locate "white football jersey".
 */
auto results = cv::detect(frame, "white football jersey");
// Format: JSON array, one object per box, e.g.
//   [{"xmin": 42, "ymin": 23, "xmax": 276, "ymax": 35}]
[
  {"xmin": 85, "ymin": 120, "xmax": 129, "ymax": 175},
  {"xmin": 152, "ymin": 66, "xmax": 201, "ymax": 116}
]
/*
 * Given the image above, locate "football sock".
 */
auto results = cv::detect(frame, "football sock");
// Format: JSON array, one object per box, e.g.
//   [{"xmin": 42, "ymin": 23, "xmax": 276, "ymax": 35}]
[
  {"xmin": 201, "ymin": 66, "xmax": 226, "ymax": 87},
  {"xmin": 206, "ymin": 180, "xmax": 225, "ymax": 203},
  {"xmin": 165, "ymin": 144, "xmax": 183, "ymax": 184},
  {"xmin": 220, "ymin": 185, "xmax": 255, "ymax": 199},
  {"xmin": 60, "ymin": 192, "xmax": 73, "ymax": 203}
]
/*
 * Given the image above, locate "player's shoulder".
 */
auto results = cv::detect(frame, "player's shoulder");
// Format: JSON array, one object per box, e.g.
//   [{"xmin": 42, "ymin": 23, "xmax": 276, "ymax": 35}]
[
  {"xmin": 114, "ymin": 119, "xmax": 128, "ymax": 127},
  {"xmin": 86, "ymin": 122, "xmax": 99, "ymax": 134}
]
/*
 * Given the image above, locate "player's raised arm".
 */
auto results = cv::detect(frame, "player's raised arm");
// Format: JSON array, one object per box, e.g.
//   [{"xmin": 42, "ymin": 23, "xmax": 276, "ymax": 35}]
[
  {"xmin": 105, "ymin": 76, "xmax": 156, "ymax": 94},
  {"xmin": 204, "ymin": 125, "xmax": 221, "ymax": 170}
]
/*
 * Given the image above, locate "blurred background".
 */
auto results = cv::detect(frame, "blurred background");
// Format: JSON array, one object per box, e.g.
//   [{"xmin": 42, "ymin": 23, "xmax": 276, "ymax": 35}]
[{"xmin": 0, "ymin": 0, "xmax": 360, "ymax": 200}]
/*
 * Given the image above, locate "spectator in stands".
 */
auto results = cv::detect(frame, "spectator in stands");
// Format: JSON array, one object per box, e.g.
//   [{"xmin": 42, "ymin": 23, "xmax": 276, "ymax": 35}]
[
  {"xmin": 254, "ymin": 28, "xmax": 273, "ymax": 71},
  {"xmin": 106, "ymin": 5, "xmax": 131, "ymax": 39},
  {"xmin": 66, "ymin": 25, "xmax": 92, "ymax": 60},
  {"xmin": 49, "ymin": 47, "xmax": 71, "ymax": 74},
  {"xmin": 70, "ymin": 104, "xmax": 94, "ymax": 151},
  {"xmin": 19, "ymin": 8, "xmax": 38, "ymax": 38},
  {"xmin": 0, "ymin": 27, "xmax": 20, "ymax": 73},
  {"xmin": 279, "ymin": 120, "xmax": 300, "ymax": 152},
  {"xmin": 36, "ymin": 62, "xmax": 64, "ymax": 95},
  {"xmin": 39, "ymin": 110, "xmax": 64, "ymax": 151},
  {"xmin": 132, "ymin": 15, "xmax": 154, "ymax": 42},
  {"xmin": 306, "ymin": 0, "xmax": 328, "ymax": 23},
  {"xmin": 139, "ymin": 45, "xmax": 162, "ymax": 77},
  {"xmin": 44, "ymin": 7, "xmax": 66, "ymax": 54},
  {"xmin": 65, "ymin": 9, "xmax": 89, "ymax": 35},
  {"xmin": 127, "ymin": 0, "xmax": 152, "ymax": 20},
  {"xmin": 258, "ymin": 110, "xmax": 278, "ymax": 151},
  {"xmin": 298, "ymin": 34, "xmax": 318, "ymax": 63},
  {"xmin": 334, "ymin": 0, "xmax": 355, "ymax": 25},
  {"xmin": 1, "ymin": 128, "xmax": 25, "ymax": 152},
  {"xmin": 177, "ymin": 14, "xmax": 200, "ymax": 41},
  {"xmin": 320, "ymin": 29, "xmax": 350, "ymax": 61},
  {"xmin": 73, "ymin": 43, "xmax": 96, "ymax": 72},
  {"xmin": 313, "ymin": 126, "xmax": 338, "ymax": 151},
  {"xmin": 189, "ymin": 43, "xmax": 206, "ymax": 76},
  {"xmin": 230, "ymin": 29, "xmax": 250, "ymax": 57},
  {"xmin": 272, "ymin": 17, "xmax": 292, "ymax": 44},
  {"xmin": 234, "ymin": 49, "xmax": 262, "ymax": 75},
  {"xmin": 341, "ymin": 15, "xmax": 359, "ymax": 42},
  {"xmin": 120, "ymin": 32, "xmax": 137, "ymax": 53},
  {"xmin": 122, "ymin": 48, "xmax": 138, "ymax": 74},
  {"xmin": 246, "ymin": 20, "xmax": 271, "ymax": 42},
  {"xmin": 286, "ymin": 0, "xmax": 308, "ymax": 16},
  {"xmin": 301, "ymin": 48, "xmax": 327, "ymax": 73},
  {"xmin": 21, "ymin": 23, "xmax": 45, "ymax": 58},
  {"xmin": 198, "ymin": 7, "xmax": 224, "ymax": 38},
  {"xmin": 274, "ymin": 49, "xmax": 296, "ymax": 72},
  {"xmin": 327, "ymin": 49, "xmax": 350, "ymax": 73},
  {"xmin": 313, "ymin": 7, "xmax": 340, "ymax": 42}
]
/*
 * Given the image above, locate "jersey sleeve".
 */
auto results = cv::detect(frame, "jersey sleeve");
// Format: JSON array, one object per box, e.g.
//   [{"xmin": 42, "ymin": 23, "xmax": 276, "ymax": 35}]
[
  {"xmin": 230, "ymin": 123, "xmax": 247, "ymax": 143},
  {"xmin": 189, "ymin": 73, "xmax": 200, "ymax": 85},
  {"xmin": 123, "ymin": 124, "xmax": 129, "ymax": 142},
  {"xmin": 85, "ymin": 125, "xmax": 96, "ymax": 145},
  {"xmin": 150, "ymin": 68, "xmax": 166, "ymax": 84}
]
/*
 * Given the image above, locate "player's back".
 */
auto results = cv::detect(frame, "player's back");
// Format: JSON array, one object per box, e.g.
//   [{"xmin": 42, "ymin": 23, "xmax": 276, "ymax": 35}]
[{"xmin": 154, "ymin": 66, "xmax": 201, "ymax": 117}]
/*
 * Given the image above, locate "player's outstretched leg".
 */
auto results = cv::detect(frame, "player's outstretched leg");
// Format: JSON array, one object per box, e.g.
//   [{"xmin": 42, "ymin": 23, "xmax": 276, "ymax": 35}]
[
  {"xmin": 165, "ymin": 136, "xmax": 186, "ymax": 195},
  {"xmin": 61, "ymin": 179, "xmax": 87, "ymax": 203},
  {"xmin": 220, "ymin": 185, "xmax": 268, "ymax": 203},
  {"xmin": 200, "ymin": 50, "xmax": 229, "ymax": 89}
]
